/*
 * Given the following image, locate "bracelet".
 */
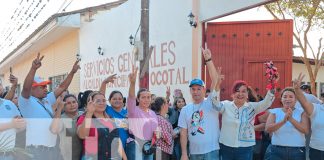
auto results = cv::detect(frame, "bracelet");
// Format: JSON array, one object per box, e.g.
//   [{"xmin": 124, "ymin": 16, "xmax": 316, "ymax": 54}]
[{"xmin": 205, "ymin": 58, "xmax": 212, "ymax": 63}]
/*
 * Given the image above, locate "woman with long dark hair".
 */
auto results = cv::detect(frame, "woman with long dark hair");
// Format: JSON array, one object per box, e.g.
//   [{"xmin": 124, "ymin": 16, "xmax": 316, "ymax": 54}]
[
  {"xmin": 169, "ymin": 97, "xmax": 186, "ymax": 160},
  {"xmin": 77, "ymin": 91, "xmax": 127, "ymax": 160},
  {"xmin": 127, "ymin": 67, "xmax": 158, "ymax": 160},
  {"xmin": 99, "ymin": 74, "xmax": 134, "ymax": 159}
]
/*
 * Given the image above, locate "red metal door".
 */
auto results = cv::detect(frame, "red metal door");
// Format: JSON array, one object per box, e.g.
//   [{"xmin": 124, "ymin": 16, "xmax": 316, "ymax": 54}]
[{"xmin": 203, "ymin": 20, "xmax": 293, "ymax": 107}]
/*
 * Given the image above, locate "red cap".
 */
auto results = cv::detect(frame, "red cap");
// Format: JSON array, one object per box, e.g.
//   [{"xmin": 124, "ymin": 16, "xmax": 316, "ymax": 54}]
[{"xmin": 32, "ymin": 76, "xmax": 51, "ymax": 87}]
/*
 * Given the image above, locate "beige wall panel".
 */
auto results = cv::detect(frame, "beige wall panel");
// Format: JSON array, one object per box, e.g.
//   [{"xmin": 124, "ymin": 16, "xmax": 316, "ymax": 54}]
[
  {"xmin": 292, "ymin": 63, "xmax": 324, "ymax": 96},
  {"xmin": 2, "ymin": 30, "xmax": 80, "ymax": 96}
]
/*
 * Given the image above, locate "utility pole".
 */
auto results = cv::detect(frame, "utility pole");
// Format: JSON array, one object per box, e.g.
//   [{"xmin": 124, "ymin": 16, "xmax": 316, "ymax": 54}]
[{"xmin": 139, "ymin": 0, "xmax": 149, "ymax": 89}]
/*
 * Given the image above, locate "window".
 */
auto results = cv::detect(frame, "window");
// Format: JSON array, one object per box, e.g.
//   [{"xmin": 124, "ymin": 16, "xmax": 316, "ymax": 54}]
[
  {"xmin": 16, "ymin": 84, "xmax": 21, "ymax": 96},
  {"xmin": 2, "ymin": 84, "xmax": 20, "ymax": 97},
  {"xmin": 320, "ymin": 82, "xmax": 324, "ymax": 94},
  {"xmin": 49, "ymin": 74, "xmax": 67, "ymax": 92}
]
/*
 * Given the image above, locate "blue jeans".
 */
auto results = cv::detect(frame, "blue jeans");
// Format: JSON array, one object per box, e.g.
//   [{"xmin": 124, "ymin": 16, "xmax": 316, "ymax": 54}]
[
  {"xmin": 268, "ymin": 144, "xmax": 305, "ymax": 160},
  {"xmin": 190, "ymin": 150, "xmax": 219, "ymax": 160},
  {"xmin": 220, "ymin": 143, "xmax": 253, "ymax": 160},
  {"xmin": 309, "ymin": 147, "xmax": 324, "ymax": 160},
  {"xmin": 126, "ymin": 141, "xmax": 136, "ymax": 160},
  {"xmin": 26, "ymin": 146, "xmax": 63, "ymax": 160},
  {"xmin": 126, "ymin": 140, "xmax": 153, "ymax": 160},
  {"xmin": 0, "ymin": 155, "xmax": 14, "ymax": 160},
  {"xmin": 172, "ymin": 138, "xmax": 181, "ymax": 160}
]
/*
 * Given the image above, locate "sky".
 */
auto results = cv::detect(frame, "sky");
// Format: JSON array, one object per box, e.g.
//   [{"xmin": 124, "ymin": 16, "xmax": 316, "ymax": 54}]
[{"xmin": 0, "ymin": 0, "xmax": 117, "ymax": 61}]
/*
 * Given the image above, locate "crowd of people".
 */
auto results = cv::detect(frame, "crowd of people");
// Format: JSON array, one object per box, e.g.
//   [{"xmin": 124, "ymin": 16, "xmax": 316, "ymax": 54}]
[{"xmin": 0, "ymin": 47, "xmax": 324, "ymax": 160}]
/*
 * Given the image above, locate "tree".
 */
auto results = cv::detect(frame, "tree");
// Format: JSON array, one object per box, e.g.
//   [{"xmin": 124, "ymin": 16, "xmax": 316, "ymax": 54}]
[{"xmin": 265, "ymin": 0, "xmax": 324, "ymax": 95}]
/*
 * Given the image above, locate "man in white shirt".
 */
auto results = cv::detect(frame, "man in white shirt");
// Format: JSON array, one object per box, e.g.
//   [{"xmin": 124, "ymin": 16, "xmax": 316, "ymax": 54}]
[
  {"xmin": 298, "ymin": 84, "xmax": 322, "ymax": 160},
  {"xmin": 18, "ymin": 53, "xmax": 80, "ymax": 160},
  {"xmin": 320, "ymin": 93, "xmax": 324, "ymax": 104},
  {"xmin": 300, "ymin": 84, "xmax": 322, "ymax": 103},
  {"xmin": 0, "ymin": 98, "xmax": 26, "ymax": 160},
  {"xmin": 178, "ymin": 45, "xmax": 221, "ymax": 160}
]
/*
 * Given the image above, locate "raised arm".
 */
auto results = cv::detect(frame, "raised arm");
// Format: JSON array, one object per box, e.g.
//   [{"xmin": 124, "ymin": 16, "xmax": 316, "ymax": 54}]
[
  {"xmin": 253, "ymin": 90, "xmax": 275, "ymax": 114},
  {"xmin": 77, "ymin": 97, "xmax": 96, "ymax": 139},
  {"xmin": 211, "ymin": 67, "xmax": 225, "ymax": 112},
  {"xmin": 54, "ymin": 60, "xmax": 80, "ymax": 98},
  {"xmin": 4, "ymin": 74, "xmax": 18, "ymax": 100},
  {"xmin": 21, "ymin": 53, "xmax": 44, "ymax": 99},
  {"xmin": 201, "ymin": 43, "xmax": 218, "ymax": 91},
  {"xmin": 50, "ymin": 97, "xmax": 65, "ymax": 134},
  {"xmin": 293, "ymin": 73, "xmax": 314, "ymax": 116},
  {"xmin": 99, "ymin": 74, "xmax": 117, "ymax": 94},
  {"xmin": 128, "ymin": 67, "xmax": 138, "ymax": 99},
  {"xmin": 165, "ymin": 86, "xmax": 171, "ymax": 104},
  {"xmin": 127, "ymin": 67, "xmax": 138, "ymax": 116}
]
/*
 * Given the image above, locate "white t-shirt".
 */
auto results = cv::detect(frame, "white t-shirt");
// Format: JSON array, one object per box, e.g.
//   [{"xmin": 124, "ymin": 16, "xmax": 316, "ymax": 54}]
[
  {"xmin": 0, "ymin": 98, "xmax": 21, "ymax": 150},
  {"xmin": 18, "ymin": 92, "xmax": 57, "ymax": 147},
  {"xmin": 178, "ymin": 90, "xmax": 220, "ymax": 154},
  {"xmin": 296, "ymin": 92, "xmax": 322, "ymax": 111},
  {"xmin": 213, "ymin": 90, "xmax": 275, "ymax": 147},
  {"xmin": 270, "ymin": 108, "xmax": 305, "ymax": 147},
  {"xmin": 309, "ymin": 104, "xmax": 324, "ymax": 151}
]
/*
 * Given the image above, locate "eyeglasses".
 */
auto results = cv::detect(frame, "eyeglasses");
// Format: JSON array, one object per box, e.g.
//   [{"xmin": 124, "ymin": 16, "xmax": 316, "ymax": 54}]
[{"xmin": 94, "ymin": 99, "xmax": 107, "ymax": 104}]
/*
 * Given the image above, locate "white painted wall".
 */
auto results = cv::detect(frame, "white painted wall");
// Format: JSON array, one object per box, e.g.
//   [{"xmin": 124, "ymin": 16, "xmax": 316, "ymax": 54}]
[
  {"xmin": 79, "ymin": 0, "xmax": 276, "ymax": 102},
  {"xmin": 79, "ymin": 0, "xmax": 193, "ymax": 101},
  {"xmin": 79, "ymin": 0, "xmax": 141, "ymax": 97},
  {"xmin": 292, "ymin": 62, "xmax": 324, "ymax": 96},
  {"xmin": 149, "ymin": 0, "xmax": 192, "ymax": 102}
]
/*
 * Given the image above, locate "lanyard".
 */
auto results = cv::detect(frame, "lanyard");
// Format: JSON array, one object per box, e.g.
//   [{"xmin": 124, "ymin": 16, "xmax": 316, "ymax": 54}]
[
  {"xmin": 37, "ymin": 100, "xmax": 54, "ymax": 118},
  {"xmin": 16, "ymin": 106, "xmax": 23, "ymax": 118}
]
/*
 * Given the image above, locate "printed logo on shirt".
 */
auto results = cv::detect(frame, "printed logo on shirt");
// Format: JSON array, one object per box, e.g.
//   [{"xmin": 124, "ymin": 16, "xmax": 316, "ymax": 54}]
[
  {"xmin": 238, "ymin": 107, "xmax": 255, "ymax": 142},
  {"xmin": 5, "ymin": 105, "xmax": 11, "ymax": 110},
  {"xmin": 190, "ymin": 110, "xmax": 205, "ymax": 136},
  {"xmin": 115, "ymin": 118, "xmax": 129, "ymax": 129}
]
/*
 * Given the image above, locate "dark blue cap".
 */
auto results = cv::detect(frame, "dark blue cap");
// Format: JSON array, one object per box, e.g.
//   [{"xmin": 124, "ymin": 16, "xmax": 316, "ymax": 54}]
[{"xmin": 189, "ymin": 78, "xmax": 205, "ymax": 87}]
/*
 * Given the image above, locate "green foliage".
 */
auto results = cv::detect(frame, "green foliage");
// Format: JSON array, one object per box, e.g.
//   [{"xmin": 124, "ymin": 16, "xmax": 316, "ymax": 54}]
[{"xmin": 266, "ymin": 0, "xmax": 323, "ymax": 30}]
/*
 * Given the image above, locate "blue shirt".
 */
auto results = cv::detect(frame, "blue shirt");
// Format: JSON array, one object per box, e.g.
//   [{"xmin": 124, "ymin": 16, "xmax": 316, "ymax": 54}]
[{"xmin": 106, "ymin": 106, "xmax": 129, "ymax": 148}]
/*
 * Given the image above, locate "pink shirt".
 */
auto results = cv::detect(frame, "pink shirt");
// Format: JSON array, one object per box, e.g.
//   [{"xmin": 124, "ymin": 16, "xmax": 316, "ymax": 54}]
[
  {"xmin": 76, "ymin": 114, "xmax": 117, "ymax": 155},
  {"xmin": 127, "ymin": 96, "xmax": 158, "ymax": 140}
]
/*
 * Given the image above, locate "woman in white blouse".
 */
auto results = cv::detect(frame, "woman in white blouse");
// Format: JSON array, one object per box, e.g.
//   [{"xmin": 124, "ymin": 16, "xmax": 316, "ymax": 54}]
[
  {"xmin": 265, "ymin": 87, "xmax": 309, "ymax": 160},
  {"xmin": 213, "ymin": 79, "xmax": 275, "ymax": 160},
  {"xmin": 293, "ymin": 73, "xmax": 324, "ymax": 160}
]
